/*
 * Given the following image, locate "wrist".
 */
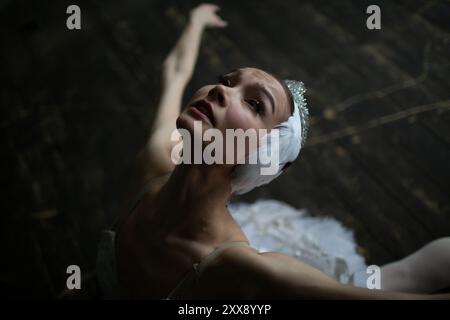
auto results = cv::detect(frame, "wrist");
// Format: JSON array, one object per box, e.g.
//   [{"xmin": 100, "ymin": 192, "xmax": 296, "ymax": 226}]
[
  {"xmin": 162, "ymin": 73, "xmax": 189, "ymax": 90},
  {"xmin": 188, "ymin": 16, "xmax": 206, "ymax": 31}
]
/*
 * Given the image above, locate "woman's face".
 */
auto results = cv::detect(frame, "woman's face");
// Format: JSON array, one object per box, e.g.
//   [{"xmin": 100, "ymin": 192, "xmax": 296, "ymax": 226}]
[
  {"xmin": 177, "ymin": 67, "xmax": 291, "ymax": 134},
  {"xmin": 176, "ymin": 67, "xmax": 292, "ymax": 164}
]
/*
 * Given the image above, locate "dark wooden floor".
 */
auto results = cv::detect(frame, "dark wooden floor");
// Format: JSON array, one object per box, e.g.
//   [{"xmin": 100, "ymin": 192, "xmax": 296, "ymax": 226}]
[{"xmin": 1, "ymin": 0, "xmax": 449, "ymax": 298}]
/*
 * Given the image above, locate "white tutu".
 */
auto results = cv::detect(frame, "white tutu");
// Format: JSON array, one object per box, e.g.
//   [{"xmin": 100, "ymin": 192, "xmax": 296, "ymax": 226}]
[{"xmin": 228, "ymin": 199, "xmax": 367, "ymax": 284}]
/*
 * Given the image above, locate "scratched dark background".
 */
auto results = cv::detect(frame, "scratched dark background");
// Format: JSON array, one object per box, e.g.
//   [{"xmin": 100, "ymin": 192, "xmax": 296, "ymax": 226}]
[{"xmin": 1, "ymin": 0, "xmax": 449, "ymax": 298}]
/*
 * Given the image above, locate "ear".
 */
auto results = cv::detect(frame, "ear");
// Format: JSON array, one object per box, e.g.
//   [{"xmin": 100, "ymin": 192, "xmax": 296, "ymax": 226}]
[{"xmin": 282, "ymin": 161, "xmax": 292, "ymax": 171}]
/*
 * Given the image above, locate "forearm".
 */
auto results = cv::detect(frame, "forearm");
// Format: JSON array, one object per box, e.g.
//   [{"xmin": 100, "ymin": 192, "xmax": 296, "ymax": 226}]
[
  {"xmin": 261, "ymin": 252, "xmax": 450, "ymax": 300},
  {"xmin": 151, "ymin": 80, "xmax": 185, "ymax": 134},
  {"xmin": 335, "ymin": 283, "xmax": 450, "ymax": 300},
  {"xmin": 152, "ymin": 19, "xmax": 205, "ymax": 134},
  {"xmin": 381, "ymin": 237, "xmax": 450, "ymax": 293},
  {"xmin": 132, "ymin": 4, "xmax": 225, "ymax": 179},
  {"xmin": 162, "ymin": 19, "xmax": 205, "ymax": 86}
]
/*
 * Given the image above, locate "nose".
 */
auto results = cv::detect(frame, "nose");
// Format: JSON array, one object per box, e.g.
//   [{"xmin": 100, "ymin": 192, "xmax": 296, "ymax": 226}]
[{"xmin": 207, "ymin": 84, "xmax": 227, "ymax": 107}]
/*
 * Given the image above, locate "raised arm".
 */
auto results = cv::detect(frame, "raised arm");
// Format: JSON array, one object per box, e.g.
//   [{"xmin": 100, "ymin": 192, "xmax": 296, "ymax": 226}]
[
  {"xmin": 127, "ymin": 4, "xmax": 227, "ymax": 199},
  {"xmin": 152, "ymin": 4, "xmax": 227, "ymax": 138}
]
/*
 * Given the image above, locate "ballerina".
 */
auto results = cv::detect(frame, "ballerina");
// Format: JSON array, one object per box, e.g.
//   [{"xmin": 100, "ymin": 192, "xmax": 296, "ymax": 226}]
[{"xmin": 96, "ymin": 4, "xmax": 449, "ymax": 299}]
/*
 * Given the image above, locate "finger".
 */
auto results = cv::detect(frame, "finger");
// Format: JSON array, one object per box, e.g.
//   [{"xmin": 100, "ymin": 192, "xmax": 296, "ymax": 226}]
[
  {"xmin": 209, "ymin": 15, "xmax": 226, "ymax": 26},
  {"xmin": 211, "ymin": 5, "xmax": 221, "ymax": 14},
  {"xmin": 209, "ymin": 19, "xmax": 227, "ymax": 28},
  {"xmin": 217, "ymin": 19, "xmax": 228, "ymax": 27},
  {"xmin": 203, "ymin": 3, "xmax": 219, "ymax": 11}
]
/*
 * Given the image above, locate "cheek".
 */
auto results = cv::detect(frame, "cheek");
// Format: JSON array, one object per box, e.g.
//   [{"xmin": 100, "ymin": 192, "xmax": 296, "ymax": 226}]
[
  {"xmin": 186, "ymin": 86, "xmax": 212, "ymax": 107},
  {"xmin": 222, "ymin": 105, "xmax": 256, "ymax": 131},
  {"xmin": 220, "ymin": 106, "xmax": 267, "ymax": 159}
]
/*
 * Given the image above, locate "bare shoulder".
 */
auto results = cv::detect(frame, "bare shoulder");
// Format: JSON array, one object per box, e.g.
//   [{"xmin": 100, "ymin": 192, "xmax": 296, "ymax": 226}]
[
  {"xmin": 187, "ymin": 245, "xmax": 268, "ymax": 299},
  {"xmin": 188, "ymin": 247, "xmax": 341, "ymax": 299}
]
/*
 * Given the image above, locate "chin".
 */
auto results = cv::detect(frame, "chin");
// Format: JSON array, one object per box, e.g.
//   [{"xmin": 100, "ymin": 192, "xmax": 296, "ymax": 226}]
[
  {"xmin": 177, "ymin": 112, "xmax": 215, "ymax": 134},
  {"xmin": 176, "ymin": 113, "xmax": 226, "ymax": 160},
  {"xmin": 175, "ymin": 114, "xmax": 203, "ymax": 153},
  {"xmin": 176, "ymin": 113, "xmax": 199, "ymax": 135},
  {"xmin": 176, "ymin": 113, "xmax": 190, "ymax": 130}
]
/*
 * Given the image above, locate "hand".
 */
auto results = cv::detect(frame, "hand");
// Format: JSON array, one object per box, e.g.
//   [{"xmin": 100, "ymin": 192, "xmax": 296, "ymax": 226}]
[{"xmin": 189, "ymin": 3, "xmax": 228, "ymax": 28}]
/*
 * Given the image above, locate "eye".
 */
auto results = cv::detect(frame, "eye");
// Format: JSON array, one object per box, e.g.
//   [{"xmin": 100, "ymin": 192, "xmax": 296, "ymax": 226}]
[
  {"xmin": 245, "ymin": 99, "xmax": 262, "ymax": 114},
  {"xmin": 218, "ymin": 74, "xmax": 231, "ymax": 86}
]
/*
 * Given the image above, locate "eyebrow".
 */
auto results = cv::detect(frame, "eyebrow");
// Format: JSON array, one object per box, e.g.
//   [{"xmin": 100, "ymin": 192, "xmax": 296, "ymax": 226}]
[
  {"xmin": 255, "ymin": 83, "xmax": 275, "ymax": 114},
  {"xmin": 226, "ymin": 68, "xmax": 241, "ymax": 78}
]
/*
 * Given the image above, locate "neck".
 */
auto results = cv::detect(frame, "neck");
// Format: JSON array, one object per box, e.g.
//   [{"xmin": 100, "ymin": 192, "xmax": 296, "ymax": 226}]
[{"xmin": 153, "ymin": 163, "xmax": 238, "ymax": 244}]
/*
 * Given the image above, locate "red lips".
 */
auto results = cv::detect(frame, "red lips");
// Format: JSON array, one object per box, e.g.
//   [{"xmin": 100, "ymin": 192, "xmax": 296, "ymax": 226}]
[{"xmin": 189, "ymin": 99, "xmax": 215, "ymax": 126}]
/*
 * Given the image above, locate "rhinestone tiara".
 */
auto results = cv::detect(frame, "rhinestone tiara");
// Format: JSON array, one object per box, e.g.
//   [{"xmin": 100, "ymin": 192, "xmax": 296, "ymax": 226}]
[{"xmin": 284, "ymin": 80, "xmax": 309, "ymax": 147}]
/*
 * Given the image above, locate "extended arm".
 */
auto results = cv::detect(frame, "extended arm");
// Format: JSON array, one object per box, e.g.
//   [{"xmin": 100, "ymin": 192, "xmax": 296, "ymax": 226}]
[
  {"xmin": 205, "ymin": 250, "xmax": 450, "ymax": 299},
  {"xmin": 259, "ymin": 252, "xmax": 450, "ymax": 299},
  {"xmin": 127, "ymin": 4, "xmax": 227, "ymax": 201},
  {"xmin": 380, "ymin": 237, "xmax": 450, "ymax": 293}
]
